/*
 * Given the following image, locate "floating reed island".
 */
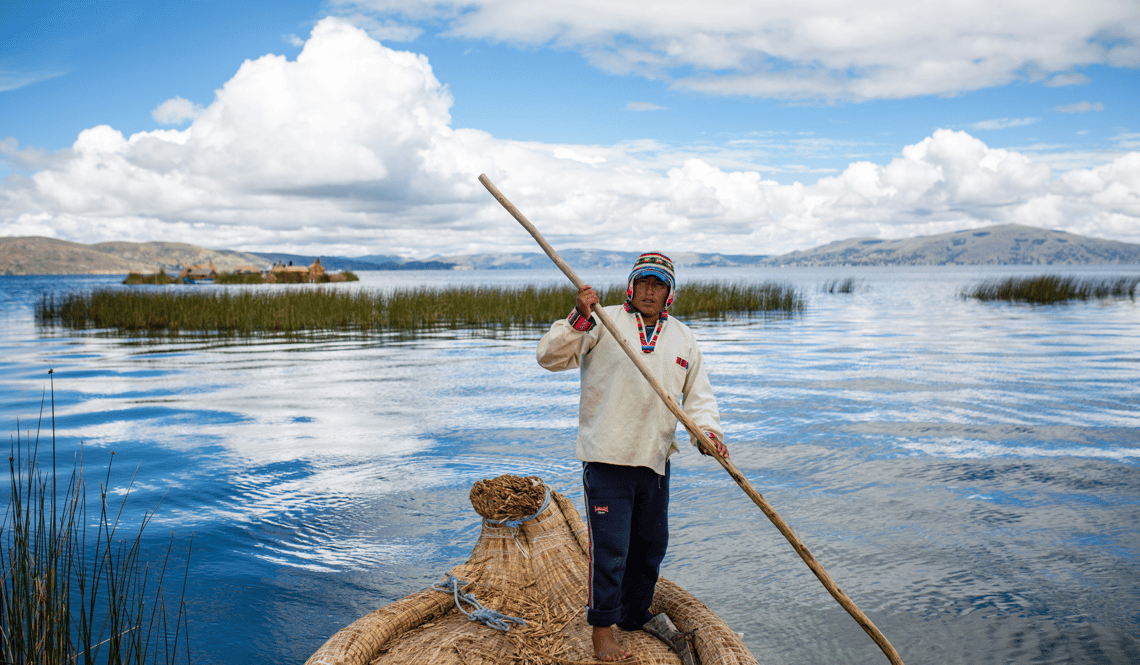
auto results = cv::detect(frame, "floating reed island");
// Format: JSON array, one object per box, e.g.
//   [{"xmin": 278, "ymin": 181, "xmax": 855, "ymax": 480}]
[
  {"xmin": 123, "ymin": 258, "xmax": 359, "ymax": 285},
  {"xmin": 964, "ymin": 274, "xmax": 1139, "ymax": 304},
  {"xmin": 37, "ymin": 281, "xmax": 804, "ymax": 335}
]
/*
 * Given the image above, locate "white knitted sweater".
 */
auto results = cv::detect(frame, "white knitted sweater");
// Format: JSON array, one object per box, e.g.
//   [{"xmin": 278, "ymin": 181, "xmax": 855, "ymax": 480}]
[{"xmin": 536, "ymin": 304, "xmax": 724, "ymax": 475}]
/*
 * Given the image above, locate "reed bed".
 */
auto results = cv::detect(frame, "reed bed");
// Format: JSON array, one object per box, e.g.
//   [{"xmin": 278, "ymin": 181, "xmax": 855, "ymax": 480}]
[
  {"xmin": 964, "ymin": 274, "xmax": 1140, "ymax": 304},
  {"xmin": 2, "ymin": 384, "xmax": 190, "ymax": 664},
  {"xmin": 821, "ymin": 277, "xmax": 860, "ymax": 294},
  {"xmin": 667, "ymin": 280, "xmax": 805, "ymax": 317},
  {"xmin": 36, "ymin": 281, "xmax": 803, "ymax": 335},
  {"xmin": 214, "ymin": 273, "xmax": 266, "ymax": 285},
  {"xmin": 123, "ymin": 271, "xmax": 179, "ymax": 285}
]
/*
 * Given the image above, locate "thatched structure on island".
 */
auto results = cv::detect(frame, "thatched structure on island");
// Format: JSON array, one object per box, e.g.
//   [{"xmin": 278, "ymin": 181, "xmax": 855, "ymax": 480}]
[
  {"xmin": 267, "ymin": 258, "xmax": 325, "ymax": 283},
  {"xmin": 309, "ymin": 257, "xmax": 326, "ymax": 280},
  {"xmin": 127, "ymin": 257, "xmax": 351, "ymax": 285},
  {"xmin": 178, "ymin": 261, "xmax": 217, "ymax": 282}
]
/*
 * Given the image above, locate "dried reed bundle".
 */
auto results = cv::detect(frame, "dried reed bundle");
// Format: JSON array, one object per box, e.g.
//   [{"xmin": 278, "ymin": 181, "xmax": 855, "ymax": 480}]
[{"xmin": 470, "ymin": 475, "xmax": 546, "ymax": 522}]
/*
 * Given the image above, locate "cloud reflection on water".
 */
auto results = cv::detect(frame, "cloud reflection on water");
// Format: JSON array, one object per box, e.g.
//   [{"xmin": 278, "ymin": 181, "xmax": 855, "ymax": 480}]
[{"xmin": 2, "ymin": 266, "xmax": 1138, "ymax": 665}]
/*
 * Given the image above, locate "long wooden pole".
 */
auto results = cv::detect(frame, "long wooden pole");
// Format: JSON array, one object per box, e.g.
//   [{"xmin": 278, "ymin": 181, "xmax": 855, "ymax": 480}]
[{"xmin": 479, "ymin": 173, "xmax": 905, "ymax": 665}]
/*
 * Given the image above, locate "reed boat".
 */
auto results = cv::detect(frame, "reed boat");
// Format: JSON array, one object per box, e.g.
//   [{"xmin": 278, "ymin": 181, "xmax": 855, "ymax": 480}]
[{"xmin": 305, "ymin": 474, "xmax": 758, "ymax": 665}]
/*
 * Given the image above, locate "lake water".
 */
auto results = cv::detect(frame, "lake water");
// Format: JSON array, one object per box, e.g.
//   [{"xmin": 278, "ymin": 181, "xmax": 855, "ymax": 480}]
[{"xmin": 2, "ymin": 265, "xmax": 1138, "ymax": 665}]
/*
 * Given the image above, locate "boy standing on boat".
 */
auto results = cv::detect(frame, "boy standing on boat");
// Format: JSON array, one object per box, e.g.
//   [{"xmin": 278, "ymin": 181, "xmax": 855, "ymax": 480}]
[{"xmin": 536, "ymin": 252, "xmax": 728, "ymax": 662}]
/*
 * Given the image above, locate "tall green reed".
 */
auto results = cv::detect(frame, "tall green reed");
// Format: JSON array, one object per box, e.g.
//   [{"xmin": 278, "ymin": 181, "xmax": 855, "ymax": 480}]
[
  {"xmin": 1, "ymin": 373, "xmax": 190, "ymax": 665},
  {"xmin": 37, "ymin": 281, "xmax": 804, "ymax": 335},
  {"xmin": 821, "ymin": 277, "xmax": 860, "ymax": 294},
  {"xmin": 964, "ymin": 274, "xmax": 1139, "ymax": 304}
]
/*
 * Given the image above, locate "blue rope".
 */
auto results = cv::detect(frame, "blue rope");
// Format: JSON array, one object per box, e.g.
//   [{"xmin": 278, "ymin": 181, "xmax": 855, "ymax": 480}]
[
  {"xmin": 432, "ymin": 574, "xmax": 526, "ymax": 632},
  {"xmin": 488, "ymin": 487, "xmax": 551, "ymax": 528}
]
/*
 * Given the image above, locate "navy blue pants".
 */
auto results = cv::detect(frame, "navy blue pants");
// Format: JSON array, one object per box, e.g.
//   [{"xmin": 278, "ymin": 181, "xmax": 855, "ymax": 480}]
[{"xmin": 582, "ymin": 460, "xmax": 670, "ymax": 629}]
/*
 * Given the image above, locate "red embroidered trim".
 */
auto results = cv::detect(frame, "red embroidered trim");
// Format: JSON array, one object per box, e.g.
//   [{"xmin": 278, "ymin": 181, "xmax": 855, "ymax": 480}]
[
  {"xmin": 567, "ymin": 308, "xmax": 595, "ymax": 331},
  {"xmin": 628, "ymin": 308, "xmax": 668, "ymax": 353}
]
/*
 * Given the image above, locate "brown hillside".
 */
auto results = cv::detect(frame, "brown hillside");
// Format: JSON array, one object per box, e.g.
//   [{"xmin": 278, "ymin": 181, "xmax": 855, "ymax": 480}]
[
  {"xmin": 1, "ymin": 237, "xmax": 268, "ymax": 275},
  {"xmin": 1, "ymin": 237, "xmax": 141, "ymax": 275}
]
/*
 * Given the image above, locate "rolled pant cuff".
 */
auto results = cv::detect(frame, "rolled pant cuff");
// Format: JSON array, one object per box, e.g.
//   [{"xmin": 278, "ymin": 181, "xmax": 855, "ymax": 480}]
[
  {"xmin": 586, "ymin": 607, "xmax": 623, "ymax": 627},
  {"xmin": 617, "ymin": 611, "xmax": 653, "ymax": 631}
]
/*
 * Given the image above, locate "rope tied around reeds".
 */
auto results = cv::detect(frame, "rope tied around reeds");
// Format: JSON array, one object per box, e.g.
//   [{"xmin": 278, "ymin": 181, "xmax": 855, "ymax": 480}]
[
  {"xmin": 431, "ymin": 573, "xmax": 527, "ymax": 632},
  {"xmin": 469, "ymin": 474, "xmax": 552, "ymax": 559},
  {"xmin": 470, "ymin": 475, "xmax": 550, "ymax": 526}
]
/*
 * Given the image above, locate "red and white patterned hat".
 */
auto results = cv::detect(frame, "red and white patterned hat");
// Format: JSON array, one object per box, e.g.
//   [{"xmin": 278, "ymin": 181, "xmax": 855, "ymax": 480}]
[{"xmin": 625, "ymin": 252, "xmax": 676, "ymax": 310}]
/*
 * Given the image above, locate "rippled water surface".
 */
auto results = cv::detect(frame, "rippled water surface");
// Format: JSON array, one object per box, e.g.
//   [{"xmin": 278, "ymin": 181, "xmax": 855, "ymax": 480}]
[{"xmin": 2, "ymin": 265, "xmax": 1138, "ymax": 665}]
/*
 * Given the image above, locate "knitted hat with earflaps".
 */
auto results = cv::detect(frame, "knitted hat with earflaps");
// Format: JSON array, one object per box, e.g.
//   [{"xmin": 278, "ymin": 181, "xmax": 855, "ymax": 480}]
[{"xmin": 625, "ymin": 252, "xmax": 676, "ymax": 311}]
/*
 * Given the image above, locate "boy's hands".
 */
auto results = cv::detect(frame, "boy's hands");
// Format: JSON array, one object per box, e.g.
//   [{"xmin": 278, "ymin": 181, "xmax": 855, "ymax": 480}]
[{"xmin": 576, "ymin": 284, "xmax": 600, "ymax": 319}]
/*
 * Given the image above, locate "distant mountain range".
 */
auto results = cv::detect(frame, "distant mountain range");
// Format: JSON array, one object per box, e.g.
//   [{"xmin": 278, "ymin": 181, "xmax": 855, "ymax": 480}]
[
  {"xmin": 245, "ymin": 251, "xmax": 455, "ymax": 271},
  {"xmin": 764, "ymin": 224, "xmax": 1140, "ymax": 267},
  {"xmin": 3, "ymin": 224, "xmax": 1139, "ymax": 276},
  {"xmin": 429, "ymin": 248, "xmax": 769, "ymax": 271}
]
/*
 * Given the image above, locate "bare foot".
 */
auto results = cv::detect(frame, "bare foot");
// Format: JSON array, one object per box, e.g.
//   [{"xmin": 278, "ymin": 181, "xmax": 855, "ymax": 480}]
[{"xmin": 592, "ymin": 625, "xmax": 632, "ymax": 662}]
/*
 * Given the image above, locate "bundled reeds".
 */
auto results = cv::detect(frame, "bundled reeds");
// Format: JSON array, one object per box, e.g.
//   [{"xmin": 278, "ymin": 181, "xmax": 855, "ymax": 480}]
[
  {"xmin": 1, "ymin": 383, "xmax": 190, "ymax": 664},
  {"xmin": 36, "ymin": 281, "xmax": 804, "ymax": 335},
  {"xmin": 965, "ymin": 275, "xmax": 1140, "ymax": 304}
]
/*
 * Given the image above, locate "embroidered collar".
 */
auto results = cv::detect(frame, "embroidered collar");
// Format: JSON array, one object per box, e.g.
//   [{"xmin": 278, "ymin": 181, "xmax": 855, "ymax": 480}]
[{"xmin": 624, "ymin": 303, "xmax": 668, "ymax": 353}]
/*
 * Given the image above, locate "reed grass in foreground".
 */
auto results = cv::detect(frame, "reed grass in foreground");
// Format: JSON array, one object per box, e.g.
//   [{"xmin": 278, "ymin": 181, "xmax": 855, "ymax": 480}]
[
  {"xmin": 964, "ymin": 275, "xmax": 1139, "ymax": 304},
  {"xmin": 2, "ymin": 381, "xmax": 190, "ymax": 664},
  {"xmin": 36, "ymin": 281, "xmax": 803, "ymax": 335}
]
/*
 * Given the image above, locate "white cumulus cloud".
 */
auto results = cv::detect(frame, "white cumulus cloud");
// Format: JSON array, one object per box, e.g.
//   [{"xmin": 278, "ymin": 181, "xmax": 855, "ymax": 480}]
[
  {"xmin": 336, "ymin": 0, "xmax": 1140, "ymax": 101},
  {"xmin": 1, "ymin": 17, "xmax": 1138, "ymax": 257},
  {"xmin": 151, "ymin": 96, "xmax": 206, "ymax": 125}
]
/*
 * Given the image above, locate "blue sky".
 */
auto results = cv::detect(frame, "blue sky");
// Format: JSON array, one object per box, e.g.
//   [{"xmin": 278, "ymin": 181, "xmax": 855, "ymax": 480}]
[{"xmin": 2, "ymin": 0, "xmax": 1138, "ymax": 258}]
